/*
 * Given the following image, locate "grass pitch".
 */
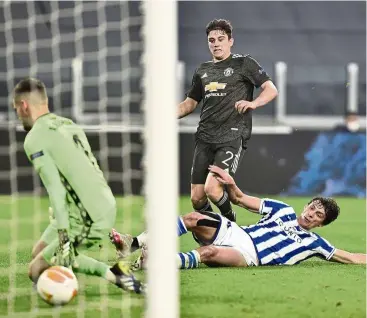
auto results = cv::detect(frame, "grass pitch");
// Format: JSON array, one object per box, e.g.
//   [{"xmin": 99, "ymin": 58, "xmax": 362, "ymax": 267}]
[{"xmin": 0, "ymin": 196, "xmax": 365, "ymax": 318}]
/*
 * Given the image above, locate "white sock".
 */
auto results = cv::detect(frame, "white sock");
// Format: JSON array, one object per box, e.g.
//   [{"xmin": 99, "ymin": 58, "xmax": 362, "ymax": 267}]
[{"xmin": 137, "ymin": 231, "xmax": 148, "ymax": 247}]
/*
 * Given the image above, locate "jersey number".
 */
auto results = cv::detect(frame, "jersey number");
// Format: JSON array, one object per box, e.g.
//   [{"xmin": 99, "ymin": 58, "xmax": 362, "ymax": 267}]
[
  {"xmin": 222, "ymin": 151, "xmax": 234, "ymax": 167},
  {"xmin": 73, "ymin": 134, "xmax": 101, "ymax": 172}
]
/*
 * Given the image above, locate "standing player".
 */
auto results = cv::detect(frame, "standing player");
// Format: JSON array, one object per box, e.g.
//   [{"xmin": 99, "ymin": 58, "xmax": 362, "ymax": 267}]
[
  {"xmin": 13, "ymin": 78, "xmax": 144, "ymax": 294},
  {"xmin": 178, "ymin": 19, "xmax": 278, "ymax": 221}
]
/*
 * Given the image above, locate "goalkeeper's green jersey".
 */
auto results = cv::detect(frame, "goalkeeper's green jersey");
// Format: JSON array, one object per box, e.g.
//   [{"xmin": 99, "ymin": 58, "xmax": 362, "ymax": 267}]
[{"xmin": 24, "ymin": 113, "xmax": 116, "ymax": 230}]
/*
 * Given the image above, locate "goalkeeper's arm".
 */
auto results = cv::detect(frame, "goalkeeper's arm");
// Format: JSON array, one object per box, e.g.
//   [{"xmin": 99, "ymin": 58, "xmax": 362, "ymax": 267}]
[
  {"xmin": 25, "ymin": 143, "xmax": 74, "ymax": 266},
  {"xmin": 24, "ymin": 139, "xmax": 70, "ymax": 230},
  {"xmin": 34, "ymin": 155, "xmax": 70, "ymax": 230}
]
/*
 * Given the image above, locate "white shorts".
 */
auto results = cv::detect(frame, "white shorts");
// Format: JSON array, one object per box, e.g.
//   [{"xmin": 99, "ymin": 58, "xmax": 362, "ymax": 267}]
[{"xmin": 193, "ymin": 214, "xmax": 259, "ymax": 266}]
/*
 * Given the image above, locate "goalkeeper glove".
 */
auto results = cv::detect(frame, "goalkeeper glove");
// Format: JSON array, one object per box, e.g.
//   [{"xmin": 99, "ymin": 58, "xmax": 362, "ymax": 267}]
[{"xmin": 56, "ymin": 229, "xmax": 75, "ymax": 268}]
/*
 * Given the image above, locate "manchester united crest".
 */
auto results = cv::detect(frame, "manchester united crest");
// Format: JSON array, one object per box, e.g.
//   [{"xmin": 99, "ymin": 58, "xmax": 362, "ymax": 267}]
[{"xmin": 224, "ymin": 68, "xmax": 234, "ymax": 77}]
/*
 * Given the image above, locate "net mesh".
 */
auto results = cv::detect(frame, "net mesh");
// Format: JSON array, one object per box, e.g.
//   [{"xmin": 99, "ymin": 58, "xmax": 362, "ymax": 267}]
[{"xmin": 0, "ymin": 1, "xmax": 146, "ymax": 316}]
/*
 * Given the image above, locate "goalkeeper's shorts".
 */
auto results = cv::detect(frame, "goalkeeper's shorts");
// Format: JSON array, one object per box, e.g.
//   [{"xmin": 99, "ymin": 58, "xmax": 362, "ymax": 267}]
[{"xmin": 42, "ymin": 226, "xmax": 110, "ymax": 265}]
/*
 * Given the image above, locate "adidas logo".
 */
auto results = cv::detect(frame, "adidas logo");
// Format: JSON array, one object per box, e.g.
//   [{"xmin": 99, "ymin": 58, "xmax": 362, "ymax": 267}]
[{"xmin": 201, "ymin": 73, "xmax": 208, "ymax": 78}]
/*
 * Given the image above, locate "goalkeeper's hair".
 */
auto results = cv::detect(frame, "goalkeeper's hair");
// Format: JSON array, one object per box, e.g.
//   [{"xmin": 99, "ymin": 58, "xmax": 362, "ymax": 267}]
[
  {"xmin": 13, "ymin": 77, "xmax": 48, "ymax": 104},
  {"xmin": 308, "ymin": 197, "xmax": 340, "ymax": 226},
  {"xmin": 206, "ymin": 19, "xmax": 233, "ymax": 39}
]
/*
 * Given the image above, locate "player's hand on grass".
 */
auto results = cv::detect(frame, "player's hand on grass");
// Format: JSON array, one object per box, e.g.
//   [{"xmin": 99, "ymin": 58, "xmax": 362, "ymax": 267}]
[
  {"xmin": 209, "ymin": 165, "xmax": 235, "ymax": 186},
  {"xmin": 234, "ymin": 100, "xmax": 257, "ymax": 114},
  {"xmin": 56, "ymin": 229, "xmax": 75, "ymax": 268}
]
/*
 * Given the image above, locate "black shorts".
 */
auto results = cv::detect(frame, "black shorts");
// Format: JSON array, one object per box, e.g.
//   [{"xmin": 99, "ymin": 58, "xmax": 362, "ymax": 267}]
[{"xmin": 191, "ymin": 137, "xmax": 247, "ymax": 184}]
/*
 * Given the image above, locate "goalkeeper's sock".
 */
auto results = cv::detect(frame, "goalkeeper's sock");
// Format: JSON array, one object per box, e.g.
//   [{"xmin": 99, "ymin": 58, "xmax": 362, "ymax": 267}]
[
  {"xmin": 214, "ymin": 191, "xmax": 236, "ymax": 222},
  {"xmin": 195, "ymin": 200, "xmax": 214, "ymax": 213},
  {"xmin": 73, "ymin": 254, "xmax": 110, "ymax": 278},
  {"xmin": 177, "ymin": 216, "xmax": 188, "ymax": 236},
  {"xmin": 177, "ymin": 250, "xmax": 200, "ymax": 269},
  {"xmin": 73, "ymin": 254, "xmax": 142, "ymax": 293}
]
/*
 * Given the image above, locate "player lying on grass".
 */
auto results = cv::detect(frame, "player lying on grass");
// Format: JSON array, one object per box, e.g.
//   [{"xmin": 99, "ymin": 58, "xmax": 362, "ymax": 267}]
[
  {"xmin": 111, "ymin": 165, "xmax": 366, "ymax": 268},
  {"xmin": 13, "ymin": 77, "xmax": 144, "ymax": 294}
]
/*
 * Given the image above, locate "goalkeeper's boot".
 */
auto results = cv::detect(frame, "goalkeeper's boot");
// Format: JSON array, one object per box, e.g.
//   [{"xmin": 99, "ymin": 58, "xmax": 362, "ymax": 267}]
[
  {"xmin": 222, "ymin": 210, "xmax": 236, "ymax": 222},
  {"xmin": 110, "ymin": 261, "xmax": 145, "ymax": 295},
  {"xmin": 109, "ymin": 229, "xmax": 133, "ymax": 259}
]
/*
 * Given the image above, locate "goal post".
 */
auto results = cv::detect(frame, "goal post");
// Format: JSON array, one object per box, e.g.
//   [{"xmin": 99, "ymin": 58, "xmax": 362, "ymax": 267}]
[{"xmin": 143, "ymin": 1, "xmax": 179, "ymax": 317}]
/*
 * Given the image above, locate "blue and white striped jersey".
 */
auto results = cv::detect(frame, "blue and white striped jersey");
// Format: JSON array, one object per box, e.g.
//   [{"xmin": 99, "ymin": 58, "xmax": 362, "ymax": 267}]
[{"xmin": 241, "ymin": 199, "xmax": 335, "ymax": 265}]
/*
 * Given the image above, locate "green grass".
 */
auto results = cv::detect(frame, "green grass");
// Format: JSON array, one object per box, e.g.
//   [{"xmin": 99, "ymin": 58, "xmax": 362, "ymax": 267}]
[{"xmin": 0, "ymin": 196, "xmax": 365, "ymax": 317}]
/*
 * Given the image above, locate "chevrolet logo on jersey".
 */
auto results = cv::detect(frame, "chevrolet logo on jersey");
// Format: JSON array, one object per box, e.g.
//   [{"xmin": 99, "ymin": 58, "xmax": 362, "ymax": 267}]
[
  {"xmin": 205, "ymin": 82, "xmax": 227, "ymax": 92},
  {"xmin": 204, "ymin": 82, "xmax": 227, "ymax": 98}
]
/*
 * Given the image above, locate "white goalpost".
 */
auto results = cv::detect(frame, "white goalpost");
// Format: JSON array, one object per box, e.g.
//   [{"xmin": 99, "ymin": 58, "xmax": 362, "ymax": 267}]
[{"xmin": 143, "ymin": 1, "xmax": 178, "ymax": 317}]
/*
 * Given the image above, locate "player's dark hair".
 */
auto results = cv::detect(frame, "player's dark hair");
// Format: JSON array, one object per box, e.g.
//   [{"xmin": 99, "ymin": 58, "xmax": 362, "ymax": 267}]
[
  {"xmin": 308, "ymin": 197, "xmax": 340, "ymax": 226},
  {"xmin": 206, "ymin": 19, "xmax": 233, "ymax": 39},
  {"xmin": 13, "ymin": 77, "xmax": 47, "ymax": 103}
]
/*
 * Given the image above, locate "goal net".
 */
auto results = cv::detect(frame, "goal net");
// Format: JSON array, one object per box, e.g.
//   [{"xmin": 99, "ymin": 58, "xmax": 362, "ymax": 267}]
[{"xmin": 0, "ymin": 1, "xmax": 178, "ymax": 317}]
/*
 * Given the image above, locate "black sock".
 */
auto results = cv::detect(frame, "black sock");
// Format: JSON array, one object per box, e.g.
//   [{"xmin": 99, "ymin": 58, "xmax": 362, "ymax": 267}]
[
  {"xmin": 131, "ymin": 237, "xmax": 140, "ymax": 252},
  {"xmin": 214, "ymin": 191, "xmax": 233, "ymax": 216},
  {"xmin": 195, "ymin": 200, "xmax": 214, "ymax": 213}
]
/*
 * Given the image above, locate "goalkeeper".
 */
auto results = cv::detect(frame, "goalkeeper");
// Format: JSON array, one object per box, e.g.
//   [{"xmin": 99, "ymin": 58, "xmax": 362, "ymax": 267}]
[{"xmin": 13, "ymin": 77, "xmax": 144, "ymax": 295}]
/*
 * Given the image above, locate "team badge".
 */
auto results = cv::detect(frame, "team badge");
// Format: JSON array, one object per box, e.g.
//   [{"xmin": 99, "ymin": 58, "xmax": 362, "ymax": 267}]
[{"xmin": 224, "ymin": 68, "xmax": 233, "ymax": 77}]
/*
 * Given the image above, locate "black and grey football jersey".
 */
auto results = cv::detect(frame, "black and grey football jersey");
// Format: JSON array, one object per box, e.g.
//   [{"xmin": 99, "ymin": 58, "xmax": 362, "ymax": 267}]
[{"xmin": 187, "ymin": 54, "xmax": 271, "ymax": 143}]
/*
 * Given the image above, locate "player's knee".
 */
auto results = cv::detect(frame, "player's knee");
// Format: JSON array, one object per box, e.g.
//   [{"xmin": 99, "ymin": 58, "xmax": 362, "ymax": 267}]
[
  {"xmin": 29, "ymin": 254, "xmax": 49, "ymax": 283},
  {"xmin": 182, "ymin": 212, "xmax": 204, "ymax": 229},
  {"xmin": 199, "ymin": 245, "xmax": 219, "ymax": 262},
  {"xmin": 28, "ymin": 260, "xmax": 40, "ymax": 283},
  {"xmin": 31, "ymin": 241, "xmax": 46, "ymax": 260},
  {"xmin": 190, "ymin": 185, "xmax": 207, "ymax": 209}
]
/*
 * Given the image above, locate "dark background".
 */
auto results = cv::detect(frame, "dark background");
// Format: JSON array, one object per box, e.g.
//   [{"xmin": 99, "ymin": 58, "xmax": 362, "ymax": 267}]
[{"xmin": 1, "ymin": 129, "xmax": 364, "ymax": 196}]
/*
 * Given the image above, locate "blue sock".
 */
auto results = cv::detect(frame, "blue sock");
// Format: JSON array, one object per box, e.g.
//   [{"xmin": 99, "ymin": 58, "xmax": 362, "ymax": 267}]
[
  {"xmin": 177, "ymin": 216, "xmax": 188, "ymax": 236},
  {"xmin": 177, "ymin": 250, "xmax": 200, "ymax": 269}
]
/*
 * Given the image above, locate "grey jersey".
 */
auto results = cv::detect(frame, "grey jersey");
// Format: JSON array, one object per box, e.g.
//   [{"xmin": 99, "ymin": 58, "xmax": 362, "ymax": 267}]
[{"xmin": 187, "ymin": 54, "xmax": 271, "ymax": 144}]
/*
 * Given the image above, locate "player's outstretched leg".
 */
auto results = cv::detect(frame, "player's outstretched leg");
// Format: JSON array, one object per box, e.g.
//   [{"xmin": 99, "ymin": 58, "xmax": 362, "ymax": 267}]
[
  {"xmin": 73, "ymin": 254, "xmax": 145, "ymax": 294},
  {"xmin": 111, "ymin": 212, "xmax": 223, "ymax": 270},
  {"xmin": 109, "ymin": 212, "xmax": 218, "ymax": 260},
  {"xmin": 133, "ymin": 245, "xmax": 248, "ymax": 270},
  {"xmin": 29, "ymin": 240, "xmax": 145, "ymax": 295},
  {"xmin": 178, "ymin": 245, "xmax": 247, "ymax": 269}
]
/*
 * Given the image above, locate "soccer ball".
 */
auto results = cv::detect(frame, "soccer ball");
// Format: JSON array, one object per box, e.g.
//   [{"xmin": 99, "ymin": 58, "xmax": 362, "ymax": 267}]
[{"xmin": 37, "ymin": 266, "xmax": 78, "ymax": 306}]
